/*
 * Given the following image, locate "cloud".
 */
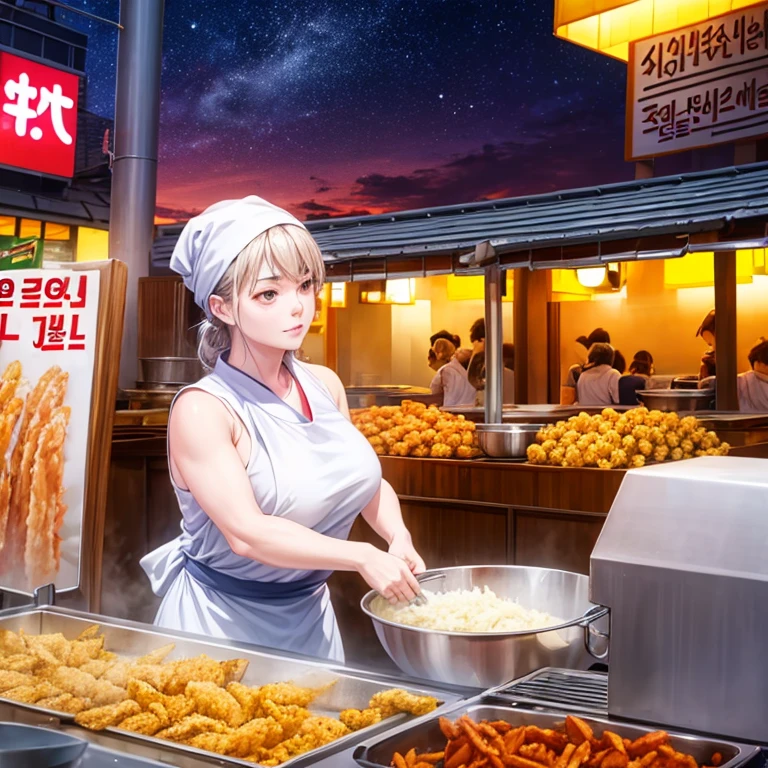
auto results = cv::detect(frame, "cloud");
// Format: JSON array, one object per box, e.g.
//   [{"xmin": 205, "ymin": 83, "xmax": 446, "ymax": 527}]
[
  {"xmin": 154, "ymin": 204, "xmax": 202, "ymax": 221},
  {"xmin": 297, "ymin": 199, "xmax": 342, "ymax": 213},
  {"xmin": 309, "ymin": 175, "xmax": 332, "ymax": 194},
  {"xmin": 347, "ymin": 103, "xmax": 629, "ymax": 211}
]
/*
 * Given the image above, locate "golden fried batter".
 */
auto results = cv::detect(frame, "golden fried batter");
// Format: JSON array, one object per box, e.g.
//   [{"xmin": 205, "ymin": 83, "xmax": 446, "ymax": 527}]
[
  {"xmin": 221, "ymin": 658, "xmax": 249, "ymax": 685},
  {"xmin": 0, "ymin": 653, "xmax": 38, "ymax": 674},
  {"xmin": 227, "ymin": 716, "xmax": 284, "ymax": 758},
  {"xmin": 0, "ymin": 669, "xmax": 32, "ymax": 693},
  {"xmin": 226, "ymin": 682, "xmax": 262, "ymax": 720},
  {"xmin": 79, "ymin": 659, "xmax": 115, "ymax": 679},
  {"xmin": 103, "ymin": 661, "xmax": 168, "ymax": 691},
  {"xmin": 36, "ymin": 692, "xmax": 90, "ymax": 714},
  {"xmin": 75, "ymin": 699, "xmax": 141, "ymax": 731},
  {"xmin": 126, "ymin": 679, "xmax": 195, "ymax": 722},
  {"xmin": 0, "ymin": 629, "xmax": 26, "ymax": 655},
  {"xmin": 160, "ymin": 655, "xmax": 225, "ymax": 695},
  {"xmin": 155, "ymin": 714, "xmax": 233, "ymax": 742},
  {"xmin": 369, "ymin": 689, "xmax": 438, "ymax": 717},
  {"xmin": 254, "ymin": 682, "xmax": 320, "ymax": 709},
  {"xmin": 187, "ymin": 732, "xmax": 235, "ymax": 752},
  {"xmin": 260, "ymin": 700, "xmax": 311, "ymax": 739},
  {"xmin": 75, "ymin": 625, "xmax": 101, "ymax": 641},
  {"xmin": 185, "ymin": 680, "xmax": 245, "ymax": 727},
  {"xmin": 66, "ymin": 637, "xmax": 105, "ymax": 667},
  {"xmin": 40, "ymin": 665, "xmax": 126, "ymax": 706},
  {"xmin": 20, "ymin": 631, "xmax": 70, "ymax": 662},
  {"xmin": 136, "ymin": 643, "xmax": 175, "ymax": 665},
  {"xmin": 118, "ymin": 703, "xmax": 172, "ymax": 737},
  {"xmin": 3, "ymin": 681, "xmax": 60, "ymax": 703},
  {"xmin": 340, "ymin": 707, "xmax": 383, "ymax": 731}
]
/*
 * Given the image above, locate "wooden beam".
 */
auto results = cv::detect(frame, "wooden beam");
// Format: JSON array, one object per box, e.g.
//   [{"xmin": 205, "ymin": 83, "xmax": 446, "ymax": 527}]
[
  {"xmin": 513, "ymin": 269, "xmax": 551, "ymax": 404},
  {"xmin": 714, "ymin": 251, "xmax": 738, "ymax": 411},
  {"xmin": 548, "ymin": 302, "xmax": 561, "ymax": 404}
]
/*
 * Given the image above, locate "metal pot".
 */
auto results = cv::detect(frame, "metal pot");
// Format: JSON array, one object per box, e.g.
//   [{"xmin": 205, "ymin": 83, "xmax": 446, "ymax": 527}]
[
  {"xmin": 637, "ymin": 388, "xmax": 715, "ymax": 411},
  {"xmin": 475, "ymin": 423, "xmax": 545, "ymax": 458},
  {"xmin": 0, "ymin": 722, "xmax": 88, "ymax": 768},
  {"xmin": 345, "ymin": 386, "xmax": 435, "ymax": 409},
  {"xmin": 361, "ymin": 565, "xmax": 609, "ymax": 688},
  {"xmin": 138, "ymin": 357, "xmax": 203, "ymax": 385}
]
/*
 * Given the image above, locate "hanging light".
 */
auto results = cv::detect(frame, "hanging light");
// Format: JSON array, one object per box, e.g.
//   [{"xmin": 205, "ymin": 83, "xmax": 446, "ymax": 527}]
[
  {"xmin": 330, "ymin": 282, "xmax": 347, "ymax": 308},
  {"xmin": 576, "ymin": 267, "xmax": 608, "ymax": 288},
  {"xmin": 384, "ymin": 278, "xmax": 416, "ymax": 304},
  {"xmin": 554, "ymin": 0, "xmax": 750, "ymax": 62}
]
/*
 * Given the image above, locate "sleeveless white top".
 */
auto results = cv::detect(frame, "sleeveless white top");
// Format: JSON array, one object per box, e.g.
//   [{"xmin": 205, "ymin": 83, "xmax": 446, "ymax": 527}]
[{"xmin": 140, "ymin": 353, "xmax": 382, "ymax": 661}]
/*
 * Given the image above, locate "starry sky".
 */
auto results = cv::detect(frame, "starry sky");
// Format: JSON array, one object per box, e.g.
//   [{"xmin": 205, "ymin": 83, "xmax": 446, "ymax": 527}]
[{"xmin": 61, "ymin": 0, "xmax": 641, "ymax": 222}]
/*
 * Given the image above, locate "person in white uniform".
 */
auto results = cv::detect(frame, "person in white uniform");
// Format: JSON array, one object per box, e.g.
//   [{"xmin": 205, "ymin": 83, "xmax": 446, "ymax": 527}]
[
  {"xmin": 738, "ymin": 338, "xmax": 768, "ymax": 412},
  {"xmin": 140, "ymin": 196, "xmax": 425, "ymax": 662}
]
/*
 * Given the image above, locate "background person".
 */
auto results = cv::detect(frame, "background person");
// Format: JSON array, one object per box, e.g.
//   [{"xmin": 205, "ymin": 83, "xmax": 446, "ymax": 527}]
[{"xmin": 576, "ymin": 342, "xmax": 620, "ymax": 406}]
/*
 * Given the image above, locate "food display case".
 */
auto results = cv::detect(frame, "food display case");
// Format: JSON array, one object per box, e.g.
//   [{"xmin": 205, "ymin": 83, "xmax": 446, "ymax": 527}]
[
  {"xmin": 590, "ymin": 456, "xmax": 768, "ymax": 743},
  {"xmin": 0, "ymin": 604, "xmax": 462, "ymax": 767}
]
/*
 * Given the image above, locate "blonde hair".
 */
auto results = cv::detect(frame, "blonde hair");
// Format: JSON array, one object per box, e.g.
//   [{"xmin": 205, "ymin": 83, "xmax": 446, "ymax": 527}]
[
  {"xmin": 198, "ymin": 224, "xmax": 325, "ymax": 368},
  {"xmin": 432, "ymin": 338, "xmax": 456, "ymax": 363}
]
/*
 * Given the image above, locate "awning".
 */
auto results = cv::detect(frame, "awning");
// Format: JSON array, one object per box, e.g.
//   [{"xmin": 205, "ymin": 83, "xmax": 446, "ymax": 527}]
[{"xmin": 151, "ymin": 161, "xmax": 768, "ymax": 280}]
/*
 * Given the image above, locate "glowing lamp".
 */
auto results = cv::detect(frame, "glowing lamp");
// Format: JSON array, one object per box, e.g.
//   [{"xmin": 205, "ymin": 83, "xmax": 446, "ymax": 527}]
[
  {"xmin": 553, "ymin": 0, "xmax": 757, "ymax": 61},
  {"xmin": 330, "ymin": 282, "xmax": 347, "ymax": 308}
]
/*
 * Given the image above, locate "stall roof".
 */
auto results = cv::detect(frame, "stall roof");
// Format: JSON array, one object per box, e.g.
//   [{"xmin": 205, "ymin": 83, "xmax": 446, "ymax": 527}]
[{"xmin": 152, "ymin": 162, "xmax": 768, "ymax": 279}]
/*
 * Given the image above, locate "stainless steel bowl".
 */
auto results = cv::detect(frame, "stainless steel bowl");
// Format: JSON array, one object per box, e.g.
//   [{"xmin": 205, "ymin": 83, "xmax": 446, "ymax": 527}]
[
  {"xmin": 361, "ymin": 565, "xmax": 609, "ymax": 688},
  {"xmin": 0, "ymin": 722, "xmax": 88, "ymax": 768},
  {"xmin": 475, "ymin": 423, "xmax": 545, "ymax": 458},
  {"xmin": 138, "ymin": 357, "xmax": 203, "ymax": 385},
  {"xmin": 637, "ymin": 388, "xmax": 715, "ymax": 411}
]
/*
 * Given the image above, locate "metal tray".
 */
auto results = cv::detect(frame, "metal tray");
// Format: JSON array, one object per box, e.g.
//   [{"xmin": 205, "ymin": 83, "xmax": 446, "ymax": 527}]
[
  {"xmin": 352, "ymin": 703, "xmax": 761, "ymax": 768},
  {"xmin": 0, "ymin": 607, "xmax": 456, "ymax": 768}
]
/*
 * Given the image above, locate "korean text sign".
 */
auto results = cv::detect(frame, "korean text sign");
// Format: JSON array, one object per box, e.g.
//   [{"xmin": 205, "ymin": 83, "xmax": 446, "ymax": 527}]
[
  {"xmin": 0, "ymin": 50, "xmax": 79, "ymax": 178},
  {"xmin": 627, "ymin": 2, "xmax": 768, "ymax": 161},
  {"xmin": 0, "ymin": 269, "xmax": 100, "ymax": 593}
]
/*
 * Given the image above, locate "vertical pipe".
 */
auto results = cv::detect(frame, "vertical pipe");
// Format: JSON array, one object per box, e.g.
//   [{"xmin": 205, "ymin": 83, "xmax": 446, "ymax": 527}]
[
  {"xmin": 484, "ymin": 263, "xmax": 503, "ymax": 424},
  {"xmin": 110, "ymin": 0, "xmax": 165, "ymax": 388},
  {"xmin": 714, "ymin": 251, "xmax": 738, "ymax": 410}
]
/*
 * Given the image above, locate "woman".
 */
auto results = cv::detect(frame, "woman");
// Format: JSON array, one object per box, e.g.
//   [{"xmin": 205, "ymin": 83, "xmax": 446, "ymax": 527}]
[
  {"xmin": 576, "ymin": 343, "xmax": 620, "ymax": 406},
  {"xmin": 468, "ymin": 343, "xmax": 515, "ymax": 406},
  {"xmin": 429, "ymin": 339, "xmax": 476, "ymax": 406},
  {"xmin": 561, "ymin": 328, "xmax": 611, "ymax": 405},
  {"xmin": 140, "ymin": 195, "xmax": 425, "ymax": 662},
  {"xmin": 618, "ymin": 350, "xmax": 654, "ymax": 406},
  {"xmin": 696, "ymin": 309, "xmax": 716, "ymax": 382},
  {"xmin": 738, "ymin": 338, "xmax": 768, "ymax": 412}
]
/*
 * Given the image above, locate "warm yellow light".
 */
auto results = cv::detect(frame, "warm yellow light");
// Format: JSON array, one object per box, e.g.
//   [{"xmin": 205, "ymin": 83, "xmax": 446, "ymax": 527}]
[
  {"xmin": 330, "ymin": 282, "xmax": 347, "ymax": 308},
  {"xmin": 554, "ymin": 0, "xmax": 759, "ymax": 61},
  {"xmin": 664, "ymin": 251, "xmax": 754, "ymax": 288},
  {"xmin": 0, "ymin": 216, "xmax": 15, "ymax": 236},
  {"xmin": 45, "ymin": 222, "xmax": 71, "ymax": 241},
  {"xmin": 384, "ymin": 278, "xmax": 416, "ymax": 305},
  {"xmin": 576, "ymin": 266, "xmax": 608, "ymax": 288},
  {"xmin": 19, "ymin": 219, "xmax": 42, "ymax": 238},
  {"xmin": 76, "ymin": 226, "xmax": 109, "ymax": 262},
  {"xmin": 364, "ymin": 290, "xmax": 382, "ymax": 303},
  {"xmin": 445, "ymin": 273, "xmax": 514, "ymax": 301},
  {"xmin": 751, "ymin": 248, "xmax": 766, "ymax": 275}
]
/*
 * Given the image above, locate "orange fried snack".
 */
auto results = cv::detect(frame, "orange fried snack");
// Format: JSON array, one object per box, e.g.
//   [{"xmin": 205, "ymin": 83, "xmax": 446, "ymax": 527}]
[
  {"xmin": 0, "ymin": 361, "xmax": 23, "ymax": 554},
  {"xmin": 75, "ymin": 699, "xmax": 142, "ymax": 730},
  {"xmin": 185, "ymin": 680, "xmax": 246, "ymax": 727},
  {"xmin": 390, "ymin": 716, "xmax": 716, "ymax": 768},
  {"xmin": 25, "ymin": 405, "xmax": 70, "ymax": 587}
]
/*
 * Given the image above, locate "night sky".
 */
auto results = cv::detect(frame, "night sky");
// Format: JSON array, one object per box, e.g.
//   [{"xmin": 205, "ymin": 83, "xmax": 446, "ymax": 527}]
[{"xmin": 62, "ymin": 1, "xmax": 635, "ymax": 222}]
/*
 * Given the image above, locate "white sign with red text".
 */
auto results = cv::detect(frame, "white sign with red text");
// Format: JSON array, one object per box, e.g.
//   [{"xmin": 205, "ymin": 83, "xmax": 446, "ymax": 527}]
[
  {"xmin": 0, "ymin": 268, "xmax": 100, "ymax": 593},
  {"xmin": 0, "ymin": 50, "xmax": 79, "ymax": 178}
]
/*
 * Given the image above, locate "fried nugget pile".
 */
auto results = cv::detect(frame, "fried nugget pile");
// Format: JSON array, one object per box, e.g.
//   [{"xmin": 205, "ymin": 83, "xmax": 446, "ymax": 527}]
[
  {"xmin": 0, "ymin": 625, "xmax": 438, "ymax": 766},
  {"xmin": 526, "ymin": 408, "xmax": 730, "ymax": 469},
  {"xmin": 352, "ymin": 401, "xmax": 483, "ymax": 459},
  {"xmin": 391, "ymin": 715, "xmax": 725, "ymax": 768},
  {"xmin": 0, "ymin": 361, "xmax": 71, "ymax": 590}
]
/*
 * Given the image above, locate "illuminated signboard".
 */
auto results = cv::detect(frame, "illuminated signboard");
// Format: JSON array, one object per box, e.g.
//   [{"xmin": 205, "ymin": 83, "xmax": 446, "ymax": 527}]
[{"xmin": 0, "ymin": 50, "xmax": 80, "ymax": 178}]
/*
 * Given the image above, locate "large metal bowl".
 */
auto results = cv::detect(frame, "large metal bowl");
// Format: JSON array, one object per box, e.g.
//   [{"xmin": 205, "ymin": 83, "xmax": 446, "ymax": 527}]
[
  {"xmin": 0, "ymin": 722, "xmax": 88, "ymax": 768},
  {"xmin": 637, "ymin": 388, "xmax": 715, "ymax": 411},
  {"xmin": 475, "ymin": 423, "xmax": 545, "ymax": 458},
  {"xmin": 361, "ymin": 565, "xmax": 609, "ymax": 688}
]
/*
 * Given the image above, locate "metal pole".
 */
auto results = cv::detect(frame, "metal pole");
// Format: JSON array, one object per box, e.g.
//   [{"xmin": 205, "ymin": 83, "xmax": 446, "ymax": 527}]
[
  {"xmin": 484, "ymin": 263, "xmax": 503, "ymax": 424},
  {"xmin": 110, "ymin": 0, "xmax": 165, "ymax": 388}
]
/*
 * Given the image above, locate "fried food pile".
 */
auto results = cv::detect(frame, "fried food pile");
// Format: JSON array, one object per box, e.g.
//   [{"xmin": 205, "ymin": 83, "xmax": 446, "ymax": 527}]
[
  {"xmin": 526, "ymin": 408, "xmax": 730, "ymax": 469},
  {"xmin": 0, "ymin": 361, "xmax": 71, "ymax": 590},
  {"xmin": 352, "ymin": 401, "xmax": 483, "ymax": 459},
  {"xmin": 391, "ymin": 714, "xmax": 725, "ymax": 768},
  {"xmin": 0, "ymin": 625, "xmax": 438, "ymax": 766}
]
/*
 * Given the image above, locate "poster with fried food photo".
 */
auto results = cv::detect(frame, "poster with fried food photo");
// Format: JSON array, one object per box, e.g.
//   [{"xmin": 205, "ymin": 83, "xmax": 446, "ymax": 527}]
[{"xmin": 0, "ymin": 268, "xmax": 100, "ymax": 593}]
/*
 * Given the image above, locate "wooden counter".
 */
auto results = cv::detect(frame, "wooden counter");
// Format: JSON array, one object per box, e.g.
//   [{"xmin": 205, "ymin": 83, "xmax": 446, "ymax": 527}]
[{"xmin": 103, "ymin": 428, "xmax": 767, "ymax": 669}]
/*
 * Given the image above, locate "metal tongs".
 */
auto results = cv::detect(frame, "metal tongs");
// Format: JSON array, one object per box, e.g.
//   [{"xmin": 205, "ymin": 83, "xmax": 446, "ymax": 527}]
[{"xmin": 408, "ymin": 571, "xmax": 446, "ymax": 607}]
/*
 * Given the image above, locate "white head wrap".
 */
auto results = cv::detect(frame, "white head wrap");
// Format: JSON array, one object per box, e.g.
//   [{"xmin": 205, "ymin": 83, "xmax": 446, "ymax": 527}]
[{"xmin": 170, "ymin": 195, "xmax": 306, "ymax": 317}]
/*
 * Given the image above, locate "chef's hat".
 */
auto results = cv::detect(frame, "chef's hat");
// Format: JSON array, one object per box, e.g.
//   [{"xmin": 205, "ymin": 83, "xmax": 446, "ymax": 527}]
[{"xmin": 170, "ymin": 195, "xmax": 306, "ymax": 317}]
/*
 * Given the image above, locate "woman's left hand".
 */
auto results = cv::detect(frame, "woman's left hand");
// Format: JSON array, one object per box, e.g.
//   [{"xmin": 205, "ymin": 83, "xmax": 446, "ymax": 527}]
[{"xmin": 388, "ymin": 530, "xmax": 426, "ymax": 575}]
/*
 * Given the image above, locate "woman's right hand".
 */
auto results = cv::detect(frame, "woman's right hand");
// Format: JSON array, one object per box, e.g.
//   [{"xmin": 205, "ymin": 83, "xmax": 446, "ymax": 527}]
[{"xmin": 357, "ymin": 545, "xmax": 422, "ymax": 605}]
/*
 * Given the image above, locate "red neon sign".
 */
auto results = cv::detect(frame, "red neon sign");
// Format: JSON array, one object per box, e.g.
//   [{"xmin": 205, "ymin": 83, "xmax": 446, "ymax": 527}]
[{"xmin": 0, "ymin": 51, "xmax": 79, "ymax": 178}]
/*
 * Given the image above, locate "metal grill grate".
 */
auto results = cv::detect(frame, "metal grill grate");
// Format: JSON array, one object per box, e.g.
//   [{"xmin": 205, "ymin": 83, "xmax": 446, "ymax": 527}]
[{"xmin": 490, "ymin": 668, "xmax": 609, "ymax": 714}]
